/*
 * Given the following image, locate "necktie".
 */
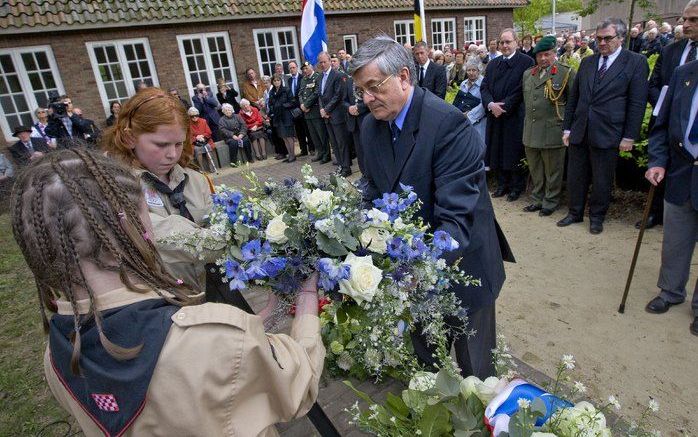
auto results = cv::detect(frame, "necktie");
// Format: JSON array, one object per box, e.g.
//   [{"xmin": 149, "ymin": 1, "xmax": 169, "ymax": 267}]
[
  {"xmin": 24, "ymin": 142, "xmax": 34, "ymax": 154},
  {"xmin": 689, "ymin": 115, "xmax": 698, "ymax": 144},
  {"xmin": 419, "ymin": 67, "xmax": 425, "ymax": 86},
  {"xmin": 292, "ymin": 76, "xmax": 297, "ymax": 95},
  {"xmin": 321, "ymin": 72, "xmax": 328, "ymax": 94},
  {"xmin": 141, "ymin": 172, "xmax": 194, "ymax": 221},
  {"xmin": 598, "ymin": 55, "xmax": 609, "ymax": 79},
  {"xmin": 390, "ymin": 122, "xmax": 401, "ymax": 158},
  {"xmin": 687, "ymin": 41, "xmax": 698, "ymax": 64}
]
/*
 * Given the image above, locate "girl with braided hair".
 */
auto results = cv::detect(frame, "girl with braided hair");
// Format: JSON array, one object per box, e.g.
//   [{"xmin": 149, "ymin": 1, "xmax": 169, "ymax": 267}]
[
  {"xmin": 101, "ymin": 87, "xmax": 218, "ymax": 291},
  {"xmin": 12, "ymin": 148, "xmax": 324, "ymax": 436}
]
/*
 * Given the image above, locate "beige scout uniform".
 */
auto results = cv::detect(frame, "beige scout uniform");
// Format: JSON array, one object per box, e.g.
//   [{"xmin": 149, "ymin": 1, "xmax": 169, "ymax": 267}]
[
  {"xmin": 45, "ymin": 287, "xmax": 325, "ymax": 436},
  {"xmin": 136, "ymin": 164, "xmax": 216, "ymax": 290}
]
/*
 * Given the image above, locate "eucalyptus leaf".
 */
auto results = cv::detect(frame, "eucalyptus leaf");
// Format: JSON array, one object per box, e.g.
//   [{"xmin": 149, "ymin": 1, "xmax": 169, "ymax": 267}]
[
  {"xmin": 385, "ymin": 392, "xmax": 410, "ymax": 419},
  {"xmin": 435, "ymin": 370, "xmax": 462, "ymax": 398},
  {"xmin": 316, "ymin": 232, "xmax": 348, "ymax": 257},
  {"xmin": 334, "ymin": 217, "xmax": 359, "ymax": 250},
  {"xmin": 531, "ymin": 397, "xmax": 547, "ymax": 417},
  {"xmin": 419, "ymin": 404, "xmax": 452, "ymax": 436}
]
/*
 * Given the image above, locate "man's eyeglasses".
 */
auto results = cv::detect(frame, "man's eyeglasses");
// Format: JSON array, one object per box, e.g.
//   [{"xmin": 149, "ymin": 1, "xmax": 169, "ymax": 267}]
[
  {"xmin": 354, "ymin": 74, "xmax": 394, "ymax": 99},
  {"xmin": 596, "ymin": 35, "xmax": 618, "ymax": 43}
]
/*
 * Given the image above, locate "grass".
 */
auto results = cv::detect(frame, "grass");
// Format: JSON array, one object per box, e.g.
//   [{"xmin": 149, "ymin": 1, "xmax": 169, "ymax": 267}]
[{"xmin": 0, "ymin": 213, "xmax": 79, "ymax": 436}]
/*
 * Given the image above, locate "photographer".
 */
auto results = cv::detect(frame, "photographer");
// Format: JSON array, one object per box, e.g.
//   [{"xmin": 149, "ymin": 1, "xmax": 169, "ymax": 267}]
[
  {"xmin": 73, "ymin": 107, "xmax": 100, "ymax": 146},
  {"xmin": 45, "ymin": 95, "xmax": 87, "ymax": 148},
  {"xmin": 192, "ymin": 83, "xmax": 221, "ymax": 141}
]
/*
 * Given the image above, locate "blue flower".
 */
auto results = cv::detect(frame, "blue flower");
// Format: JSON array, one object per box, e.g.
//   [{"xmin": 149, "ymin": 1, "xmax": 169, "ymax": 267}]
[
  {"xmin": 433, "ymin": 230, "xmax": 459, "ymax": 252},
  {"xmin": 225, "ymin": 259, "xmax": 248, "ymax": 290},
  {"xmin": 262, "ymin": 257, "xmax": 286, "ymax": 277},
  {"xmin": 245, "ymin": 260, "xmax": 267, "ymax": 280},
  {"xmin": 240, "ymin": 207, "xmax": 262, "ymax": 228},
  {"xmin": 284, "ymin": 177, "xmax": 297, "ymax": 187},
  {"xmin": 397, "ymin": 320, "xmax": 407, "ymax": 336},
  {"xmin": 411, "ymin": 236, "xmax": 429, "ymax": 258},
  {"xmin": 387, "ymin": 237, "xmax": 406, "ymax": 260},
  {"xmin": 241, "ymin": 239, "xmax": 262, "ymax": 261},
  {"xmin": 317, "ymin": 258, "xmax": 351, "ymax": 291},
  {"xmin": 399, "ymin": 182, "xmax": 414, "ymax": 193}
]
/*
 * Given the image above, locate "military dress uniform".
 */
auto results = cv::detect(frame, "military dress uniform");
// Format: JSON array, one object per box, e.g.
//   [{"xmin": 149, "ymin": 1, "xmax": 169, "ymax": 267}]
[
  {"xmin": 522, "ymin": 59, "xmax": 575, "ymax": 213},
  {"xmin": 299, "ymin": 66, "xmax": 330, "ymax": 163}
]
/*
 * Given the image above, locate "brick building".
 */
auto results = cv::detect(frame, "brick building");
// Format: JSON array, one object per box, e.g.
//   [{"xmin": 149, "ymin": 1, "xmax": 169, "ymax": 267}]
[{"xmin": 0, "ymin": 0, "xmax": 525, "ymax": 147}]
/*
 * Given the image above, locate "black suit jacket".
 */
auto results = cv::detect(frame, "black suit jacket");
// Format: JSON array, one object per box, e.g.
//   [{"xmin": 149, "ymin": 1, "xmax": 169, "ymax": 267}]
[
  {"xmin": 648, "ymin": 39, "xmax": 689, "ymax": 106},
  {"xmin": 418, "ymin": 62, "xmax": 447, "ymax": 99},
  {"xmin": 563, "ymin": 49, "xmax": 649, "ymax": 148},
  {"xmin": 342, "ymin": 77, "xmax": 369, "ymax": 132},
  {"xmin": 10, "ymin": 137, "xmax": 49, "ymax": 166},
  {"xmin": 649, "ymin": 62, "xmax": 698, "ymax": 210},
  {"xmin": 318, "ymin": 69, "xmax": 348, "ymax": 124},
  {"xmin": 361, "ymin": 86, "xmax": 511, "ymax": 312}
]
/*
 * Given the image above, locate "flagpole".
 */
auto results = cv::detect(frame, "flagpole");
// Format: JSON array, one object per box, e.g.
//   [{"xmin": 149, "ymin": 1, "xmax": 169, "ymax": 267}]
[
  {"xmin": 419, "ymin": 0, "xmax": 427, "ymax": 44},
  {"xmin": 552, "ymin": 0, "xmax": 556, "ymax": 35}
]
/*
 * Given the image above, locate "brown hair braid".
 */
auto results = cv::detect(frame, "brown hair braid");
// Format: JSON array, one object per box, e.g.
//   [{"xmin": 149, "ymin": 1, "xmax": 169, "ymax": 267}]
[
  {"xmin": 100, "ymin": 87, "xmax": 193, "ymax": 169},
  {"xmin": 11, "ymin": 148, "xmax": 200, "ymax": 374}
]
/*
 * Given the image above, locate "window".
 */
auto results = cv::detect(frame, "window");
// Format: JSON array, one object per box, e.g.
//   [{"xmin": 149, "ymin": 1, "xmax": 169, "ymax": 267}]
[
  {"xmin": 343, "ymin": 35, "xmax": 358, "ymax": 55},
  {"xmin": 431, "ymin": 18, "xmax": 456, "ymax": 51},
  {"xmin": 0, "ymin": 46, "xmax": 64, "ymax": 140},
  {"xmin": 86, "ymin": 38, "xmax": 159, "ymax": 116},
  {"xmin": 253, "ymin": 27, "xmax": 300, "ymax": 77},
  {"xmin": 394, "ymin": 20, "xmax": 416, "ymax": 46},
  {"xmin": 177, "ymin": 32, "xmax": 239, "ymax": 98},
  {"xmin": 464, "ymin": 17, "xmax": 487, "ymax": 45}
]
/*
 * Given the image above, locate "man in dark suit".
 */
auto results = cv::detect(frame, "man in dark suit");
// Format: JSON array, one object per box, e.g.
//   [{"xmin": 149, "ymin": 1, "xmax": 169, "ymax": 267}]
[
  {"xmin": 350, "ymin": 36, "xmax": 513, "ymax": 378},
  {"xmin": 338, "ymin": 49, "xmax": 350, "ymax": 72},
  {"xmin": 318, "ymin": 51, "xmax": 353, "ymax": 177},
  {"xmin": 558, "ymin": 18, "xmax": 649, "ymax": 234},
  {"xmin": 413, "ymin": 41, "xmax": 447, "ymax": 99},
  {"xmin": 342, "ymin": 76, "xmax": 370, "ymax": 175},
  {"xmin": 480, "ymin": 28, "xmax": 535, "ymax": 201},
  {"xmin": 640, "ymin": 1, "xmax": 698, "ymax": 229},
  {"xmin": 9, "ymin": 125, "xmax": 50, "ymax": 167},
  {"xmin": 644, "ymin": 61, "xmax": 698, "ymax": 336},
  {"xmin": 286, "ymin": 61, "xmax": 313, "ymax": 156}
]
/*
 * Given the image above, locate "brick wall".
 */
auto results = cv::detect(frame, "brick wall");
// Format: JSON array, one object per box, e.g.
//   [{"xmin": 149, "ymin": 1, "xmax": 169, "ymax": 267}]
[{"xmin": 0, "ymin": 9, "xmax": 513, "ymax": 148}]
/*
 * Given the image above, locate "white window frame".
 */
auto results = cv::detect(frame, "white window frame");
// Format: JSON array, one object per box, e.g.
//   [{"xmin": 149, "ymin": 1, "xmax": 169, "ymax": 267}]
[
  {"xmin": 0, "ymin": 45, "xmax": 65, "ymax": 142},
  {"xmin": 252, "ymin": 27, "xmax": 300, "ymax": 78},
  {"xmin": 394, "ymin": 20, "xmax": 416, "ymax": 46},
  {"xmin": 86, "ymin": 38, "xmax": 159, "ymax": 117},
  {"xmin": 176, "ymin": 32, "xmax": 240, "ymax": 101},
  {"xmin": 431, "ymin": 18, "xmax": 457, "ymax": 51},
  {"xmin": 463, "ymin": 16, "xmax": 487, "ymax": 45},
  {"xmin": 343, "ymin": 35, "xmax": 358, "ymax": 55}
]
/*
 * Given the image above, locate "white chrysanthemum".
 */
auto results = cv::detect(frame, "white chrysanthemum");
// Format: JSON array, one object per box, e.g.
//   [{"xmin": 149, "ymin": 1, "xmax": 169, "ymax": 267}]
[
  {"xmin": 409, "ymin": 371, "xmax": 437, "ymax": 391},
  {"xmin": 562, "ymin": 354, "xmax": 576, "ymax": 370},
  {"xmin": 648, "ymin": 399, "xmax": 659, "ymax": 413},
  {"xmin": 517, "ymin": 398, "xmax": 531, "ymax": 409},
  {"xmin": 608, "ymin": 395, "xmax": 621, "ymax": 410},
  {"xmin": 337, "ymin": 352, "xmax": 354, "ymax": 371},
  {"xmin": 574, "ymin": 381, "xmax": 587, "ymax": 394}
]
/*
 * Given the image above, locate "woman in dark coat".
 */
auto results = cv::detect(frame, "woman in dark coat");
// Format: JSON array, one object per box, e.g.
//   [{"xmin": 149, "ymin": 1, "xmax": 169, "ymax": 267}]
[
  {"xmin": 216, "ymin": 81, "xmax": 241, "ymax": 113},
  {"xmin": 267, "ymin": 74, "xmax": 297, "ymax": 162}
]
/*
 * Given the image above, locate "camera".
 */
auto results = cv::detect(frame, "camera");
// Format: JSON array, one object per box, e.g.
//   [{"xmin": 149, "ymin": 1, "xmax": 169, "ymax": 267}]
[{"xmin": 47, "ymin": 91, "xmax": 67, "ymax": 117}]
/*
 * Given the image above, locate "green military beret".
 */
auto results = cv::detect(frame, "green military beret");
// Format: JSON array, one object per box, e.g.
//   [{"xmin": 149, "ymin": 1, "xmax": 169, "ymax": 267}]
[{"xmin": 532, "ymin": 35, "xmax": 557, "ymax": 55}]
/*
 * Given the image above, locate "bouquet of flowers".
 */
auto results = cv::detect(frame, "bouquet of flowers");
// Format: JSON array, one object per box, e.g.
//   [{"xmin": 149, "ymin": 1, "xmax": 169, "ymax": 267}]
[{"xmin": 162, "ymin": 165, "xmax": 478, "ymax": 379}]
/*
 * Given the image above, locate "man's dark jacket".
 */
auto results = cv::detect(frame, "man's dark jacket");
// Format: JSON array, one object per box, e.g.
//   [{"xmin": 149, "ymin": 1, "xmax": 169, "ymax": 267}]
[
  {"xmin": 418, "ymin": 62, "xmax": 447, "ymax": 99},
  {"xmin": 361, "ymin": 86, "xmax": 512, "ymax": 312},
  {"xmin": 649, "ymin": 61, "xmax": 698, "ymax": 211},
  {"xmin": 562, "ymin": 49, "xmax": 649, "ymax": 148},
  {"xmin": 10, "ymin": 137, "xmax": 49, "ymax": 166},
  {"xmin": 648, "ymin": 39, "xmax": 690, "ymax": 106},
  {"xmin": 318, "ymin": 68, "xmax": 348, "ymax": 125}
]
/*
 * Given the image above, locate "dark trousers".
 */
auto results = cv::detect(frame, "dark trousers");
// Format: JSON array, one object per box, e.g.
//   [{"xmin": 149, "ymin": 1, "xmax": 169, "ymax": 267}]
[
  {"xmin": 567, "ymin": 143, "xmax": 618, "ymax": 222},
  {"xmin": 307, "ymin": 117, "xmax": 330, "ymax": 161},
  {"xmin": 411, "ymin": 304, "xmax": 497, "ymax": 379},
  {"xmin": 326, "ymin": 121, "xmax": 352, "ymax": 172},
  {"xmin": 350, "ymin": 128, "xmax": 365, "ymax": 174},
  {"xmin": 496, "ymin": 168, "xmax": 526, "ymax": 193},
  {"xmin": 270, "ymin": 121, "xmax": 286, "ymax": 156},
  {"xmin": 293, "ymin": 117, "xmax": 313, "ymax": 154},
  {"xmin": 226, "ymin": 139, "xmax": 253, "ymax": 164}
]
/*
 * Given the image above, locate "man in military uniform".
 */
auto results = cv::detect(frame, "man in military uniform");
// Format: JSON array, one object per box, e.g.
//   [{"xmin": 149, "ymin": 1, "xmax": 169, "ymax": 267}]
[
  {"xmin": 299, "ymin": 61, "xmax": 331, "ymax": 164},
  {"xmin": 522, "ymin": 35, "xmax": 576, "ymax": 216}
]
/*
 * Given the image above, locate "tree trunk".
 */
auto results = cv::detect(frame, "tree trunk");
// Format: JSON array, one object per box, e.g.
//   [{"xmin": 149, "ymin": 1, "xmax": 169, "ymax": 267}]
[{"xmin": 626, "ymin": 0, "xmax": 637, "ymax": 48}]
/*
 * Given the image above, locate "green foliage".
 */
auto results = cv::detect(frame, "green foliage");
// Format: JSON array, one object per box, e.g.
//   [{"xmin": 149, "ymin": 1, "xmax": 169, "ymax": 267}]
[
  {"xmin": 579, "ymin": 0, "xmax": 657, "ymax": 22},
  {"xmin": 514, "ymin": 0, "xmax": 582, "ymax": 36},
  {"xmin": 619, "ymin": 54, "xmax": 657, "ymax": 169}
]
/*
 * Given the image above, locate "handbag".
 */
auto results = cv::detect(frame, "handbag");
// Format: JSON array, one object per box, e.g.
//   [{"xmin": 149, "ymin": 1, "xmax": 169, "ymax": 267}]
[
  {"xmin": 452, "ymin": 91, "xmax": 482, "ymax": 112},
  {"xmin": 291, "ymin": 107, "xmax": 303, "ymax": 119}
]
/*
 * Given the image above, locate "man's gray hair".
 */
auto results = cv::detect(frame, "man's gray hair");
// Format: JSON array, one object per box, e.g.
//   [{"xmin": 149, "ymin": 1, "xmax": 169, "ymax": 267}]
[
  {"xmin": 348, "ymin": 35, "xmax": 417, "ymax": 84},
  {"xmin": 596, "ymin": 17, "xmax": 627, "ymax": 40},
  {"xmin": 317, "ymin": 51, "xmax": 330, "ymax": 60},
  {"xmin": 500, "ymin": 28, "xmax": 518, "ymax": 41},
  {"xmin": 414, "ymin": 40, "xmax": 429, "ymax": 50},
  {"xmin": 686, "ymin": 0, "xmax": 698, "ymax": 10}
]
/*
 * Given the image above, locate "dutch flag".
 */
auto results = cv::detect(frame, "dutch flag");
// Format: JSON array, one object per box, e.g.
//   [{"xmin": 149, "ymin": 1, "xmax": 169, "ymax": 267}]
[{"xmin": 301, "ymin": 0, "xmax": 328, "ymax": 65}]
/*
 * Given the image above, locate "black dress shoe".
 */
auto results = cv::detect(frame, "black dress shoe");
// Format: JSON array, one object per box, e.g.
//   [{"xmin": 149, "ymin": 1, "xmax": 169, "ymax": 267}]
[
  {"xmin": 340, "ymin": 169, "xmax": 352, "ymax": 177},
  {"xmin": 589, "ymin": 221, "xmax": 603, "ymax": 234},
  {"xmin": 286, "ymin": 157, "xmax": 296, "ymax": 163},
  {"xmin": 332, "ymin": 161, "xmax": 339, "ymax": 166},
  {"xmin": 523, "ymin": 204, "xmax": 542, "ymax": 212},
  {"xmin": 274, "ymin": 154, "xmax": 285, "ymax": 160},
  {"xmin": 506, "ymin": 191, "xmax": 521, "ymax": 202},
  {"xmin": 691, "ymin": 317, "xmax": 698, "ymax": 336},
  {"xmin": 557, "ymin": 215, "xmax": 582, "ymax": 227},
  {"xmin": 492, "ymin": 187, "xmax": 509, "ymax": 198},
  {"xmin": 311, "ymin": 157, "xmax": 323, "ymax": 162},
  {"xmin": 645, "ymin": 296, "xmax": 682, "ymax": 314},
  {"xmin": 635, "ymin": 214, "xmax": 662, "ymax": 230},
  {"xmin": 539, "ymin": 208, "xmax": 555, "ymax": 217}
]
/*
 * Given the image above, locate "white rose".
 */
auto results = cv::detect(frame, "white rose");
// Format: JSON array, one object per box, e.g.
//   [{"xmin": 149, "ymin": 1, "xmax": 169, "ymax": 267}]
[
  {"xmin": 359, "ymin": 226, "xmax": 391, "ymax": 254},
  {"xmin": 265, "ymin": 215, "xmax": 288, "ymax": 244},
  {"xmin": 393, "ymin": 217, "xmax": 406, "ymax": 230},
  {"xmin": 366, "ymin": 208, "xmax": 389, "ymax": 224},
  {"xmin": 460, "ymin": 375, "xmax": 483, "ymax": 399},
  {"xmin": 531, "ymin": 433, "xmax": 557, "ymax": 437},
  {"xmin": 302, "ymin": 189, "xmax": 333, "ymax": 213},
  {"xmin": 339, "ymin": 253, "xmax": 383, "ymax": 304}
]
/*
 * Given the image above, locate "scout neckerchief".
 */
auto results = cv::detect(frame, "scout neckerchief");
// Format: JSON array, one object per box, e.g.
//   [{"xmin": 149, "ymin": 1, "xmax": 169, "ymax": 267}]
[{"xmin": 141, "ymin": 172, "xmax": 195, "ymax": 221}]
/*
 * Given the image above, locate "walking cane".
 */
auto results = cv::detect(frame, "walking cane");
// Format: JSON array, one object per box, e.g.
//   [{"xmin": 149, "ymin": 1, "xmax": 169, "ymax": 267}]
[
  {"xmin": 203, "ymin": 145, "xmax": 218, "ymax": 174},
  {"xmin": 618, "ymin": 184, "xmax": 656, "ymax": 313}
]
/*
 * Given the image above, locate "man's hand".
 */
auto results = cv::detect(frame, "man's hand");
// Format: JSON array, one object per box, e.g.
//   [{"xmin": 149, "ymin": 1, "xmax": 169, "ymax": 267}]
[
  {"xmin": 348, "ymin": 105, "xmax": 359, "ymax": 116},
  {"xmin": 488, "ymin": 102, "xmax": 506, "ymax": 118},
  {"xmin": 619, "ymin": 138, "xmax": 634, "ymax": 152},
  {"xmin": 30, "ymin": 151, "xmax": 44, "ymax": 161},
  {"xmin": 300, "ymin": 104, "xmax": 307, "ymax": 112},
  {"xmin": 562, "ymin": 132, "xmax": 570, "ymax": 147},
  {"xmin": 645, "ymin": 167, "xmax": 665, "ymax": 186},
  {"xmin": 232, "ymin": 135, "xmax": 240, "ymax": 141},
  {"xmin": 196, "ymin": 134, "xmax": 205, "ymax": 142},
  {"xmin": 320, "ymin": 108, "xmax": 328, "ymax": 118}
]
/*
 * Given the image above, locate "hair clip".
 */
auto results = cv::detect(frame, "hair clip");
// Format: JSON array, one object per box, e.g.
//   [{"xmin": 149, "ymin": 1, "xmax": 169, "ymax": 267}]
[
  {"xmin": 118, "ymin": 211, "xmax": 127, "ymax": 227},
  {"xmin": 176, "ymin": 279, "xmax": 184, "ymax": 285},
  {"xmin": 142, "ymin": 231, "xmax": 152, "ymax": 242}
]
